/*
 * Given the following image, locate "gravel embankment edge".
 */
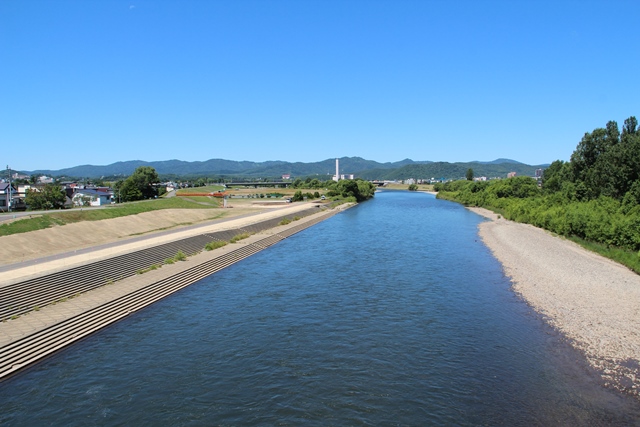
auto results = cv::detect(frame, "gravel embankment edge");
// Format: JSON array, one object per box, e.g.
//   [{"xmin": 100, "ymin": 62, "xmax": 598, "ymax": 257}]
[{"xmin": 469, "ymin": 207, "xmax": 640, "ymax": 399}]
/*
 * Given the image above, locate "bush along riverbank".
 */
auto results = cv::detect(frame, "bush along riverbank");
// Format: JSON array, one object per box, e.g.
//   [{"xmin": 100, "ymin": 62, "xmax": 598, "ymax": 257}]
[{"xmin": 435, "ymin": 116, "xmax": 640, "ymax": 273}]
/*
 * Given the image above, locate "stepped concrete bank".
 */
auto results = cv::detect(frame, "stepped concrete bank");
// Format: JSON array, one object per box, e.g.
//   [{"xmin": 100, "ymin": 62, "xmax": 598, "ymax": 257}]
[{"xmin": 0, "ymin": 205, "xmax": 345, "ymax": 380}]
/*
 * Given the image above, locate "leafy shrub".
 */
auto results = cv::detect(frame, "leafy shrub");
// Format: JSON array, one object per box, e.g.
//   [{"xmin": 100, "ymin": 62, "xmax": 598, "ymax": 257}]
[
  {"xmin": 230, "ymin": 233, "xmax": 251, "ymax": 243},
  {"xmin": 205, "ymin": 241, "xmax": 228, "ymax": 251}
]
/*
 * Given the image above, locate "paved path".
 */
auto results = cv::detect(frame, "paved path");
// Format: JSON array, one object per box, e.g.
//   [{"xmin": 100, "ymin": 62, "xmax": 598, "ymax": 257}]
[
  {"xmin": 0, "ymin": 203, "xmax": 318, "ymax": 285},
  {"xmin": 0, "ymin": 206, "xmax": 342, "ymax": 378}
]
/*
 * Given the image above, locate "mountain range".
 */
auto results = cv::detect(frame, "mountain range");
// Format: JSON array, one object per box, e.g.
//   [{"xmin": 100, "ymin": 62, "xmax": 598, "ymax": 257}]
[{"xmin": 20, "ymin": 157, "xmax": 548, "ymax": 181}]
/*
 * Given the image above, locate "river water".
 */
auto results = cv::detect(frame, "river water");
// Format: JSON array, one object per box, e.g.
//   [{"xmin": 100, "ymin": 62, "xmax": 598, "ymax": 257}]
[{"xmin": 1, "ymin": 191, "xmax": 639, "ymax": 426}]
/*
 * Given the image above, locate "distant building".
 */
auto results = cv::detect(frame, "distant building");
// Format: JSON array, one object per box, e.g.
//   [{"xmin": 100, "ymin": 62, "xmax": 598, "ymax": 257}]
[
  {"xmin": 473, "ymin": 176, "xmax": 488, "ymax": 181},
  {"xmin": 507, "ymin": 172, "xmax": 517, "ymax": 178},
  {"xmin": 535, "ymin": 169, "xmax": 543, "ymax": 178},
  {"xmin": 340, "ymin": 174, "xmax": 354, "ymax": 180},
  {"xmin": 71, "ymin": 189, "xmax": 114, "ymax": 207},
  {"xmin": 0, "ymin": 183, "xmax": 16, "ymax": 211},
  {"xmin": 282, "ymin": 174, "xmax": 291, "ymax": 180},
  {"xmin": 11, "ymin": 172, "xmax": 29, "ymax": 180}
]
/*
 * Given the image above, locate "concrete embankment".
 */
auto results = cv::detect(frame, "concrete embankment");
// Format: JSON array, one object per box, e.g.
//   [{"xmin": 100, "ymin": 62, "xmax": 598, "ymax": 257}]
[{"xmin": 0, "ymin": 207, "xmax": 344, "ymax": 380}]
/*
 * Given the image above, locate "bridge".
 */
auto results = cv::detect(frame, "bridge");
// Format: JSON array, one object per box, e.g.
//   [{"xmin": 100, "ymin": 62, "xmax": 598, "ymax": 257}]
[
  {"xmin": 225, "ymin": 181, "xmax": 292, "ymax": 188},
  {"xmin": 225, "ymin": 180, "xmax": 387, "ymax": 188}
]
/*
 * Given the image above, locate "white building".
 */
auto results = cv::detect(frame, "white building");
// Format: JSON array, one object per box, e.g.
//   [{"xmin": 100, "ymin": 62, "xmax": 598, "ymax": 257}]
[{"xmin": 72, "ymin": 189, "xmax": 114, "ymax": 207}]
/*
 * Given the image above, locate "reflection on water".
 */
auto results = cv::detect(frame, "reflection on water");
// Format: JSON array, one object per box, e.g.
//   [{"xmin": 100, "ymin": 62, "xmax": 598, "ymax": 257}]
[{"xmin": 1, "ymin": 191, "xmax": 639, "ymax": 426}]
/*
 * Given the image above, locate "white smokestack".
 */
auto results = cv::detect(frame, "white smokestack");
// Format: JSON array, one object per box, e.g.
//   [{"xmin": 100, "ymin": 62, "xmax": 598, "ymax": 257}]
[{"xmin": 334, "ymin": 158, "xmax": 339, "ymax": 181}]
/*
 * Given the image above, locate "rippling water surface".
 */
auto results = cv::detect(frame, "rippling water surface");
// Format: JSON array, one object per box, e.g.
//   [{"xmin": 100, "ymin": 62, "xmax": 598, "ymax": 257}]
[{"xmin": 1, "ymin": 191, "xmax": 639, "ymax": 426}]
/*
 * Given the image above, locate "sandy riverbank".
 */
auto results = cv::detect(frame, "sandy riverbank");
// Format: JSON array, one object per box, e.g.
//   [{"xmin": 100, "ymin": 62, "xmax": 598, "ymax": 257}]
[{"xmin": 470, "ymin": 207, "xmax": 640, "ymax": 398}]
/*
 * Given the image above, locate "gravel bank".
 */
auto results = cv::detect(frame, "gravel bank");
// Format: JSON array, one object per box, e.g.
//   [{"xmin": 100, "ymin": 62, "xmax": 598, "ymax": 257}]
[{"xmin": 470, "ymin": 207, "xmax": 640, "ymax": 398}]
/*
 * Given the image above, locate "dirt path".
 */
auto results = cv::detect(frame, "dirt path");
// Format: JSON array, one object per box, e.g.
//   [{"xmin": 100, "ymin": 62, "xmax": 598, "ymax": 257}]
[{"xmin": 0, "ymin": 205, "xmax": 309, "ymax": 266}]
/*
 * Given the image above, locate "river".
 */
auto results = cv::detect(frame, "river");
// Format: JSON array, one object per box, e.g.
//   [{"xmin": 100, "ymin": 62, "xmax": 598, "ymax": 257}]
[{"xmin": 1, "ymin": 191, "xmax": 639, "ymax": 426}]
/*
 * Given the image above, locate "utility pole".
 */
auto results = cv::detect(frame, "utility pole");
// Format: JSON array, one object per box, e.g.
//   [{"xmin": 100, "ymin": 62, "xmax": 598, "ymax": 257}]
[{"xmin": 6, "ymin": 165, "xmax": 12, "ymax": 212}]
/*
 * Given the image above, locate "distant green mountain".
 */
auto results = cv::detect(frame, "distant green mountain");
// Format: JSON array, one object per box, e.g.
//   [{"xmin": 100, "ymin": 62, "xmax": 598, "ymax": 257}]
[
  {"xmin": 358, "ymin": 161, "xmax": 548, "ymax": 180},
  {"xmin": 471, "ymin": 158, "xmax": 525, "ymax": 165},
  {"xmin": 23, "ymin": 157, "xmax": 546, "ymax": 180},
  {"xmin": 24, "ymin": 157, "xmax": 428, "ymax": 179}
]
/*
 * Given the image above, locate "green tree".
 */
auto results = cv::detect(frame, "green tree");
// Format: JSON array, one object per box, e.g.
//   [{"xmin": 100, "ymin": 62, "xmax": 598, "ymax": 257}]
[
  {"xmin": 118, "ymin": 166, "xmax": 160, "ymax": 202},
  {"xmin": 408, "ymin": 183, "xmax": 418, "ymax": 191},
  {"xmin": 622, "ymin": 116, "xmax": 638, "ymax": 137},
  {"xmin": 118, "ymin": 179, "xmax": 142, "ymax": 202},
  {"xmin": 466, "ymin": 168, "xmax": 474, "ymax": 181},
  {"xmin": 333, "ymin": 179, "xmax": 376, "ymax": 202},
  {"xmin": 568, "ymin": 117, "xmax": 640, "ymax": 200},
  {"xmin": 542, "ymin": 160, "xmax": 571, "ymax": 194},
  {"xmin": 25, "ymin": 184, "xmax": 66, "ymax": 210},
  {"xmin": 292, "ymin": 190, "xmax": 304, "ymax": 202}
]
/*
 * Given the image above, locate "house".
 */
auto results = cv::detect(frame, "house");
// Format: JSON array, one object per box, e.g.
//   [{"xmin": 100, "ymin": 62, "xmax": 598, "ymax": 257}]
[
  {"xmin": 0, "ymin": 182, "xmax": 16, "ymax": 212},
  {"xmin": 282, "ymin": 174, "xmax": 291, "ymax": 180},
  {"xmin": 71, "ymin": 189, "xmax": 114, "ymax": 207},
  {"xmin": 507, "ymin": 172, "xmax": 517, "ymax": 178},
  {"xmin": 163, "ymin": 182, "xmax": 178, "ymax": 193}
]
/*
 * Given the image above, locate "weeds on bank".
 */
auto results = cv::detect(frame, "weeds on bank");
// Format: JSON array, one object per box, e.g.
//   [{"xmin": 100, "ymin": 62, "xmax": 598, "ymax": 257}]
[
  {"xmin": 230, "ymin": 232, "xmax": 251, "ymax": 243},
  {"xmin": 136, "ymin": 263, "xmax": 163, "ymax": 275},
  {"xmin": 3, "ymin": 293, "xmax": 86, "ymax": 322},
  {"xmin": 279, "ymin": 218, "xmax": 292, "ymax": 225},
  {"xmin": 205, "ymin": 241, "xmax": 228, "ymax": 251},
  {"xmin": 133, "ymin": 250, "xmax": 189, "ymax": 272},
  {"xmin": 174, "ymin": 250, "xmax": 187, "ymax": 261}
]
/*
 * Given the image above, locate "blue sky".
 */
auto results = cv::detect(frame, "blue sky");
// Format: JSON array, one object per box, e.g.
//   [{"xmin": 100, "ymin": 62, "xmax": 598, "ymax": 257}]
[{"xmin": 2, "ymin": 0, "xmax": 638, "ymax": 171}]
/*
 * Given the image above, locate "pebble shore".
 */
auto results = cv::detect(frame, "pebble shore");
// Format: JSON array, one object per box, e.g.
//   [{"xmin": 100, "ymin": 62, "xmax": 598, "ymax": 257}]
[{"xmin": 470, "ymin": 207, "xmax": 640, "ymax": 399}]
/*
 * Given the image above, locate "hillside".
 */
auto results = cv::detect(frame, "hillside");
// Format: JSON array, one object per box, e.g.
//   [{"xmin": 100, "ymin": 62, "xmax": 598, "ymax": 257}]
[
  {"xmin": 358, "ymin": 161, "xmax": 546, "ymax": 180},
  {"xmin": 20, "ymin": 157, "xmax": 546, "ymax": 181},
  {"xmin": 24, "ymin": 157, "xmax": 425, "ymax": 179}
]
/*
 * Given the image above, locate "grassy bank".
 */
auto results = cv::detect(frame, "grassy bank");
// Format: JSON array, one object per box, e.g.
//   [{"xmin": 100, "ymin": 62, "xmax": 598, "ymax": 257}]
[
  {"xmin": 0, "ymin": 198, "xmax": 222, "ymax": 237},
  {"xmin": 175, "ymin": 185, "xmax": 225, "ymax": 194},
  {"xmin": 436, "ymin": 180, "xmax": 640, "ymax": 275}
]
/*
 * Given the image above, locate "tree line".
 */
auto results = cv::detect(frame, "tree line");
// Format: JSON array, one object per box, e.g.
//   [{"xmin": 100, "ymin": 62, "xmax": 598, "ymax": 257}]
[
  {"xmin": 290, "ymin": 177, "xmax": 376, "ymax": 202},
  {"xmin": 435, "ymin": 116, "xmax": 640, "ymax": 269},
  {"xmin": 21, "ymin": 166, "xmax": 377, "ymax": 210}
]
